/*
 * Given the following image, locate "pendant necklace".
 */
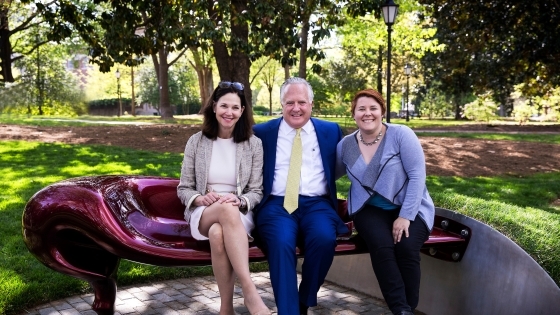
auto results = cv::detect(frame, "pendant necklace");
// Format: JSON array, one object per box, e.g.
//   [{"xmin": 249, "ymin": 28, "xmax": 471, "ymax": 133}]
[{"xmin": 359, "ymin": 130, "xmax": 383, "ymax": 146}]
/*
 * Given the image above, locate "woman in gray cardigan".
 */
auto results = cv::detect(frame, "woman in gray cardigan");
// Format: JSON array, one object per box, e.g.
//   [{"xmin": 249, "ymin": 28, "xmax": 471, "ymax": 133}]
[
  {"xmin": 177, "ymin": 82, "xmax": 270, "ymax": 315},
  {"xmin": 336, "ymin": 89, "xmax": 434, "ymax": 315}
]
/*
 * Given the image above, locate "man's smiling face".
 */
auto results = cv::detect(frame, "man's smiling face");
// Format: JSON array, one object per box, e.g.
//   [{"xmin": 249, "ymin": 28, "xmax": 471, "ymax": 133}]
[{"xmin": 281, "ymin": 83, "xmax": 313, "ymax": 129}]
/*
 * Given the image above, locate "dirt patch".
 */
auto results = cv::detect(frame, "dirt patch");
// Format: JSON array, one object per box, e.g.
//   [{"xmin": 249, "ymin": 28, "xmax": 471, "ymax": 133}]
[{"xmin": 1, "ymin": 123, "xmax": 559, "ymax": 178}]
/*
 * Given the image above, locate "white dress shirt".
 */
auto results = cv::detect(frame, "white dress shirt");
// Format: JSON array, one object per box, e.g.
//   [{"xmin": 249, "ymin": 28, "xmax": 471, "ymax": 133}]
[{"xmin": 271, "ymin": 119, "xmax": 328, "ymax": 197}]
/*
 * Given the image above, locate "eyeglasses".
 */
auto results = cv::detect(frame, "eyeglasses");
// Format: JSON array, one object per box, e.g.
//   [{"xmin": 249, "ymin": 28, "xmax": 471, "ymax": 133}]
[{"xmin": 218, "ymin": 81, "xmax": 244, "ymax": 91}]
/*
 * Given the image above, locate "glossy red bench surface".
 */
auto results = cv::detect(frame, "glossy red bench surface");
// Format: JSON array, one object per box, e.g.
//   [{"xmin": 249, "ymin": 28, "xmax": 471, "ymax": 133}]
[{"xmin": 22, "ymin": 175, "xmax": 471, "ymax": 314}]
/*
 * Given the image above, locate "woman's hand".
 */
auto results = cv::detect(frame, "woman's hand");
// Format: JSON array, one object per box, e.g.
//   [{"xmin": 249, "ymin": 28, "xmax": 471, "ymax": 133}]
[
  {"xmin": 193, "ymin": 192, "xmax": 220, "ymax": 207},
  {"xmin": 217, "ymin": 193, "xmax": 241, "ymax": 206},
  {"xmin": 193, "ymin": 193, "xmax": 241, "ymax": 207},
  {"xmin": 392, "ymin": 217, "xmax": 411, "ymax": 244}
]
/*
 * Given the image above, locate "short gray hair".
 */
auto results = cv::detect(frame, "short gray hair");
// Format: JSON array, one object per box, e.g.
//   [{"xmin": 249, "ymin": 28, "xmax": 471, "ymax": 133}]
[{"xmin": 280, "ymin": 77, "xmax": 314, "ymax": 105}]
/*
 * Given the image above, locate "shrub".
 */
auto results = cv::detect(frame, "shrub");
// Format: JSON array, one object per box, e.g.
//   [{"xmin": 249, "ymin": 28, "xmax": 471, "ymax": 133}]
[
  {"xmin": 462, "ymin": 93, "xmax": 498, "ymax": 122},
  {"xmin": 512, "ymin": 101, "xmax": 536, "ymax": 125}
]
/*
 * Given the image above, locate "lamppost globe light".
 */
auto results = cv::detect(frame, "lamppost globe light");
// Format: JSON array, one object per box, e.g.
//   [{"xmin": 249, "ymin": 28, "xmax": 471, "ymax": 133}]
[
  {"xmin": 382, "ymin": 0, "xmax": 399, "ymax": 25},
  {"xmin": 115, "ymin": 69, "xmax": 121, "ymax": 78},
  {"xmin": 405, "ymin": 63, "xmax": 411, "ymax": 76},
  {"xmin": 381, "ymin": 0, "xmax": 399, "ymax": 123}
]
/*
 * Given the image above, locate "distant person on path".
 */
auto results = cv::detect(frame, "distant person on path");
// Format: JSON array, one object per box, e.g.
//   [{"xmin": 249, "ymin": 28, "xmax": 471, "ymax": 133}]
[
  {"xmin": 253, "ymin": 77, "xmax": 349, "ymax": 315},
  {"xmin": 336, "ymin": 89, "xmax": 435, "ymax": 315},
  {"xmin": 177, "ymin": 81, "xmax": 271, "ymax": 315}
]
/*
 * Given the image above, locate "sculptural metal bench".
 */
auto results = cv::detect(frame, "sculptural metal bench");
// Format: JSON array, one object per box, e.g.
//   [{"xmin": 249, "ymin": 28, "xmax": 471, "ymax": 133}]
[{"xmin": 22, "ymin": 175, "xmax": 471, "ymax": 315}]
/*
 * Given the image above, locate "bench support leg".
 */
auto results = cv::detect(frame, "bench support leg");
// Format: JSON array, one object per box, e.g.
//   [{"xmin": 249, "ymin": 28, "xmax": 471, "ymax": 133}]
[
  {"xmin": 89, "ymin": 257, "xmax": 120, "ymax": 315},
  {"xmin": 91, "ymin": 278, "xmax": 118, "ymax": 315}
]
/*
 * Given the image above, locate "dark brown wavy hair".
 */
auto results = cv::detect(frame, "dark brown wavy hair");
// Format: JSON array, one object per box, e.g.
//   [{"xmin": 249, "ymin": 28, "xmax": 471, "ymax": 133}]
[
  {"xmin": 201, "ymin": 84, "xmax": 254, "ymax": 143},
  {"xmin": 350, "ymin": 89, "xmax": 386, "ymax": 116}
]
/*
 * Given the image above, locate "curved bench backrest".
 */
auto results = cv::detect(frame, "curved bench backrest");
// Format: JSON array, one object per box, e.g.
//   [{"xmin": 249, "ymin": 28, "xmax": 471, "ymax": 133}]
[{"xmin": 135, "ymin": 178, "xmax": 184, "ymax": 220}]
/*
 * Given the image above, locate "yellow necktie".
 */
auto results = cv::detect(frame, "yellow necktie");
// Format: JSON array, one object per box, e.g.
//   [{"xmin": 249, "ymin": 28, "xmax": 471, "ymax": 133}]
[{"xmin": 284, "ymin": 128, "xmax": 302, "ymax": 213}]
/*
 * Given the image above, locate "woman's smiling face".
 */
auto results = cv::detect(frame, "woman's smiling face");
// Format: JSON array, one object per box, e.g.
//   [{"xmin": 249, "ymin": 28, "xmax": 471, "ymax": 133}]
[
  {"xmin": 214, "ymin": 92, "xmax": 243, "ymax": 136},
  {"xmin": 353, "ymin": 96, "xmax": 383, "ymax": 132}
]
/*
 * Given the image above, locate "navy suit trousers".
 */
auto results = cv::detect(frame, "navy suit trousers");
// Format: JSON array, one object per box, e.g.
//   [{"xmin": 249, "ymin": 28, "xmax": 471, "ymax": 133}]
[{"xmin": 256, "ymin": 195, "xmax": 344, "ymax": 315}]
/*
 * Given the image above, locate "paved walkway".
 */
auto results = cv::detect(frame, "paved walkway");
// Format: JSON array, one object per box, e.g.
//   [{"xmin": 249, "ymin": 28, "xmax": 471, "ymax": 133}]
[{"xmin": 22, "ymin": 272, "xmax": 393, "ymax": 315}]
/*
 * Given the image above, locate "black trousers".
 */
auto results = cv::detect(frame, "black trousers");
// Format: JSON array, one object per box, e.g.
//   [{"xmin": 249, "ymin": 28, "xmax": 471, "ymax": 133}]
[{"xmin": 354, "ymin": 206, "xmax": 430, "ymax": 315}]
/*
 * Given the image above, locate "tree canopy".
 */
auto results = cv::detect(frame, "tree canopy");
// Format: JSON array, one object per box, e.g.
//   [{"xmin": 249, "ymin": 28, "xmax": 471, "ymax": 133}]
[
  {"xmin": 419, "ymin": 0, "xmax": 560, "ymax": 116},
  {"xmin": 1, "ymin": 0, "xmax": 50, "ymax": 83},
  {"xmin": 25, "ymin": 0, "xmax": 359, "ymax": 118}
]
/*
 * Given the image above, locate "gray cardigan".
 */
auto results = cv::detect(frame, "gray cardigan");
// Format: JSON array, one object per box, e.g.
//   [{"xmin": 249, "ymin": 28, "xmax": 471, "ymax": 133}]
[
  {"xmin": 177, "ymin": 131, "xmax": 264, "ymax": 223},
  {"xmin": 336, "ymin": 123, "xmax": 434, "ymax": 230}
]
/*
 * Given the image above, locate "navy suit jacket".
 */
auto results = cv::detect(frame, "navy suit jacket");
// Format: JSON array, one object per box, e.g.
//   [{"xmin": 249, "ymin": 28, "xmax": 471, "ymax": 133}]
[{"xmin": 253, "ymin": 117, "xmax": 343, "ymax": 211}]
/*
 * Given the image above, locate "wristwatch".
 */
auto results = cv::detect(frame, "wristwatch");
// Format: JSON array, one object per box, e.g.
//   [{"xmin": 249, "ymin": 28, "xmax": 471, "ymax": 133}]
[{"xmin": 239, "ymin": 197, "xmax": 248, "ymax": 214}]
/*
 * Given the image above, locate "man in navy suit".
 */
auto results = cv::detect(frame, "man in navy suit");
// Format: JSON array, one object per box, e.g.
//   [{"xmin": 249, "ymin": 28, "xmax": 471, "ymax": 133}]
[{"xmin": 253, "ymin": 77, "xmax": 349, "ymax": 314}]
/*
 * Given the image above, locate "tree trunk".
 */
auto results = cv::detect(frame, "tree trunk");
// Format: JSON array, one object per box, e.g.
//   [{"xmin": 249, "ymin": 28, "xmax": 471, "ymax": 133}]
[
  {"xmin": 193, "ymin": 66, "xmax": 213, "ymax": 114},
  {"xmin": 454, "ymin": 94, "xmax": 462, "ymax": 120},
  {"xmin": 202, "ymin": 68, "xmax": 213, "ymax": 108},
  {"xmin": 211, "ymin": 0, "xmax": 252, "ymax": 107},
  {"xmin": 36, "ymin": 38, "xmax": 43, "ymax": 115},
  {"xmin": 284, "ymin": 64, "xmax": 290, "ymax": 80},
  {"xmin": 0, "ymin": 10, "xmax": 15, "ymax": 83},
  {"xmin": 281, "ymin": 46, "xmax": 291, "ymax": 80},
  {"xmin": 189, "ymin": 49, "xmax": 214, "ymax": 110},
  {"xmin": 156, "ymin": 48, "xmax": 173, "ymax": 119},
  {"xmin": 298, "ymin": 19, "xmax": 310, "ymax": 79}
]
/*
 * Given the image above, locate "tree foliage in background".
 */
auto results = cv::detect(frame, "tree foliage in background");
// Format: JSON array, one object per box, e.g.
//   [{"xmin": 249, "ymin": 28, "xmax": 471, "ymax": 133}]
[
  {"xmin": 337, "ymin": 0, "xmax": 443, "ymax": 115},
  {"xmin": 293, "ymin": 0, "xmax": 344, "ymax": 78},
  {"xmin": 136, "ymin": 59, "xmax": 199, "ymax": 115},
  {"xmin": 25, "ymin": 0, "xmax": 382, "ymax": 118},
  {"xmin": 0, "ymin": 0, "xmax": 50, "ymax": 83},
  {"xmin": 253, "ymin": 57, "xmax": 280, "ymax": 115},
  {"xmin": 419, "ymin": 0, "xmax": 560, "ymax": 118},
  {"xmin": 511, "ymin": 101, "xmax": 535, "ymax": 125},
  {"xmin": 462, "ymin": 93, "xmax": 498, "ymax": 122},
  {"xmin": 306, "ymin": 73, "xmax": 330, "ymax": 113},
  {"xmin": 0, "ymin": 41, "xmax": 86, "ymax": 115},
  {"xmin": 320, "ymin": 58, "xmax": 367, "ymax": 114},
  {"xmin": 27, "ymin": 0, "xmax": 212, "ymax": 119},
  {"xmin": 416, "ymin": 80, "xmax": 454, "ymax": 119}
]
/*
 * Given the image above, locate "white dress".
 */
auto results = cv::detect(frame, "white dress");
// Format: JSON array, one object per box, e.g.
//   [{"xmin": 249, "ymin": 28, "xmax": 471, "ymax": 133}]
[{"xmin": 189, "ymin": 137, "xmax": 255, "ymax": 241}]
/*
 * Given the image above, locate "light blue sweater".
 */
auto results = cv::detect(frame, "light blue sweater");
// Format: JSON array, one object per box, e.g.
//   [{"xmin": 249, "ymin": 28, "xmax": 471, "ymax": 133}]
[{"xmin": 336, "ymin": 123, "xmax": 434, "ymax": 230}]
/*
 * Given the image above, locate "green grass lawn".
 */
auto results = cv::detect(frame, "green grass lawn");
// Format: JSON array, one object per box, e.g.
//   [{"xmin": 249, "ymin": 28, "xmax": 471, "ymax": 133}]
[
  {"xmin": 0, "ymin": 141, "xmax": 266, "ymax": 315},
  {"xmin": 1, "ymin": 115, "xmax": 559, "ymax": 314}
]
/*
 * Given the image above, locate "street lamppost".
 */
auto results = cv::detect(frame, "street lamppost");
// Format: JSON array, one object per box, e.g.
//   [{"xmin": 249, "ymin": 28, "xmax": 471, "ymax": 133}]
[
  {"xmin": 381, "ymin": 0, "xmax": 398, "ymax": 123},
  {"xmin": 115, "ymin": 69, "xmax": 122, "ymax": 117},
  {"xmin": 404, "ymin": 63, "xmax": 411, "ymax": 122}
]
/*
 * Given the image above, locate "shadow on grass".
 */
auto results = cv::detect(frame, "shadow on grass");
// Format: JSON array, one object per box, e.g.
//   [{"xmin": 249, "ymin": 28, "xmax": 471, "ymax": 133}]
[{"xmin": 0, "ymin": 141, "xmax": 216, "ymax": 315}]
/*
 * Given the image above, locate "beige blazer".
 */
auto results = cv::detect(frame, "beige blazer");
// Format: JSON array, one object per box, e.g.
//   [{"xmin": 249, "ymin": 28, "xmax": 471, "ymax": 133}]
[{"xmin": 177, "ymin": 131, "xmax": 264, "ymax": 222}]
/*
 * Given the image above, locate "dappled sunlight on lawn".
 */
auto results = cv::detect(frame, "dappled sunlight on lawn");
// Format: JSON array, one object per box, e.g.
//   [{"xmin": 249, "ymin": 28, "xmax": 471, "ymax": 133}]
[{"xmin": 0, "ymin": 140, "xmax": 186, "ymax": 314}]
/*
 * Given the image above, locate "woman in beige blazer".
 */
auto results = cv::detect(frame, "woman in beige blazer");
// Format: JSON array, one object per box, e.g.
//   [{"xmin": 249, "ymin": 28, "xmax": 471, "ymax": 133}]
[{"xmin": 177, "ymin": 82, "xmax": 269, "ymax": 315}]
